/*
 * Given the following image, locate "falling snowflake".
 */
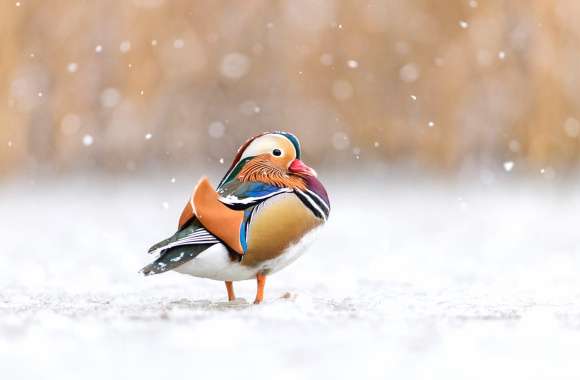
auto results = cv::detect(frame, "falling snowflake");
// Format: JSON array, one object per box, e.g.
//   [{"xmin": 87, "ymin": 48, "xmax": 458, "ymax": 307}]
[
  {"xmin": 503, "ymin": 161, "xmax": 514, "ymax": 172},
  {"xmin": 82, "ymin": 134, "xmax": 94, "ymax": 146},
  {"xmin": 67, "ymin": 62, "xmax": 78, "ymax": 73},
  {"xmin": 498, "ymin": 51, "xmax": 506, "ymax": 60},
  {"xmin": 428, "ymin": 121, "xmax": 435, "ymax": 128},
  {"xmin": 145, "ymin": 133, "xmax": 152, "ymax": 140},
  {"xmin": 347, "ymin": 60, "xmax": 359, "ymax": 69},
  {"xmin": 459, "ymin": 20, "xmax": 469, "ymax": 29},
  {"xmin": 95, "ymin": 45, "xmax": 103, "ymax": 53},
  {"xmin": 119, "ymin": 40, "xmax": 131, "ymax": 53}
]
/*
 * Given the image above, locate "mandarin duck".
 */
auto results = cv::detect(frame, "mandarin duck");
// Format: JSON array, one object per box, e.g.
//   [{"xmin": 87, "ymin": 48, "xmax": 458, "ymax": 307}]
[{"xmin": 141, "ymin": 132, "xmax": 330, "ymax": 304}]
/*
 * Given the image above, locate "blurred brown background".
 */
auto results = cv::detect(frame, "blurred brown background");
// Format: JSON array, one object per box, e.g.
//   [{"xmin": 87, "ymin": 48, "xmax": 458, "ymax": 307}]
[{"xmin": 1, "ymin": 0, "xmax": 580, "ymax": 178}]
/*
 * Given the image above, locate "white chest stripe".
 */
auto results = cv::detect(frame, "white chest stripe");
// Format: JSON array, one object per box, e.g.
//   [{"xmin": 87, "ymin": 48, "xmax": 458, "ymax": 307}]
[
  {"xmin": 218, "ymin": 188, "xmax": 293, "ymax": 206},
  {"xmin": 294, "ymin": 189, "xmax": 327, "ymax": 221},
  {"xmin": 304, "ymin": 189, "xmax": 330, "ymax": 214}
]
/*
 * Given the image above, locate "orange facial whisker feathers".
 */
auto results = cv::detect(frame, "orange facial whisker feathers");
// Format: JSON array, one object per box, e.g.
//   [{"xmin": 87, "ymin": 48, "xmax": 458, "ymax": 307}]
[{"xmin": 238, "ymin": 156, "xmax": 307, "ymax": 190}]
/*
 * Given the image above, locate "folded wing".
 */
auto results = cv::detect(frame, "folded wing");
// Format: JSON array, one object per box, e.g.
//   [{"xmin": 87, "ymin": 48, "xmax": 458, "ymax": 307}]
[{"xmin": 142, "ymin": 217, "xmax": 221, "ymax": 276}]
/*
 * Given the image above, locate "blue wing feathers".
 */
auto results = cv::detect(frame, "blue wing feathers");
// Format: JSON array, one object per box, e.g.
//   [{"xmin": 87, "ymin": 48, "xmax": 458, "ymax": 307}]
[
  {"xmin": 218, "ymin": 180, "xmax": 291, "ymax": 208},
  {"xmin": 245, "ymin": 182, "xmax": 281, "ymax": 197}
]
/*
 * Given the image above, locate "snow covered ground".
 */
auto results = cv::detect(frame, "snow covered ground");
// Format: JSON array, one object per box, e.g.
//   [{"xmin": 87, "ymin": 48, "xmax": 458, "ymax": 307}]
[{"xmin": 2, "ymin": 172, "xmax": 580, "ymax": 379}]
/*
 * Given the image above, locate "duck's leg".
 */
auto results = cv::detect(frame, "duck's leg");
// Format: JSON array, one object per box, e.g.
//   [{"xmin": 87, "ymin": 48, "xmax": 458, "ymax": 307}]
[
  {"xmin": 254, "ymin": 273, "xmax": 267, "ymax": 304},
  {"xmin": 225, "ymin": 281, "xmax": 236, "ymax": 301}
]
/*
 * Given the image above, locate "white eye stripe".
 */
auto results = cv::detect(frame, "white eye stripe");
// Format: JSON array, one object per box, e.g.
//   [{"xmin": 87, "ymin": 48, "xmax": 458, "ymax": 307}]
[{"xmin": 240, "ymin": 134, "xmax": 295, "ymax": 160}]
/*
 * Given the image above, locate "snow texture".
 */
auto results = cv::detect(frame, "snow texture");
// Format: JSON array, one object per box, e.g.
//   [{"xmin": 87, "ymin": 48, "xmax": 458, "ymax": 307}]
[{"xmin": 2, "ymin": 175, "xmax": 580, "ymax": 379}]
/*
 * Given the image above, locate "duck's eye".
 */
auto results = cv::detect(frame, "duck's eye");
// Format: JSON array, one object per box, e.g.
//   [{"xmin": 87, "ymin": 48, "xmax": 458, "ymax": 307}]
[{"xmin": 272, "ymin": 148, "xmax": 282, "ymax": 157}]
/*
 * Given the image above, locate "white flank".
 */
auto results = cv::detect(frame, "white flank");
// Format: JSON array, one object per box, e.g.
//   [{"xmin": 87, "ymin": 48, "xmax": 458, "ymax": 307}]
[
  {"xmin": 173, "ymin": 244, "xmax": 256, "ymax": 281},
  {"xmin": 173, "ymin": 227, "xmax": 322, "ymax": 281}
]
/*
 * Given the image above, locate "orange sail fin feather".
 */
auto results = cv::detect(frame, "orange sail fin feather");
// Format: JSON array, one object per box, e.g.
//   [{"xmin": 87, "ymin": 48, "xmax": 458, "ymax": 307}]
[
  {"xmin": 191, "ymin": 177, "xmax": 245, "ymax": 254},
  {"xmin": 178, "ymin": 202, "xmax": 194, "ymax": 229}
]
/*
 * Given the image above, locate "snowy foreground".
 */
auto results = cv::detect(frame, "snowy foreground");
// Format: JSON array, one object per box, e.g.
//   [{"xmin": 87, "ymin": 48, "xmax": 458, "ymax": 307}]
[{"xmin": 2, "ymin": 173, "xmax": 580, "ymax": 379}]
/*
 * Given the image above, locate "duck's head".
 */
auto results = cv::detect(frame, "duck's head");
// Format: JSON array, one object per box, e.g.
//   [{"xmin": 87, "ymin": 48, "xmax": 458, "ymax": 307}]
[{"xmin": 219, "ymin": 131, "xmax": 317, "ymax": 189}]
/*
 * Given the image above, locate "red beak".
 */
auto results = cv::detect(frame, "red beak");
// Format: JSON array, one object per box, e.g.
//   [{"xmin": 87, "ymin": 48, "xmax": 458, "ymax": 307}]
[{"xmin": 289, "ymin": 159, "xmax": 317, "ymax": 177}]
